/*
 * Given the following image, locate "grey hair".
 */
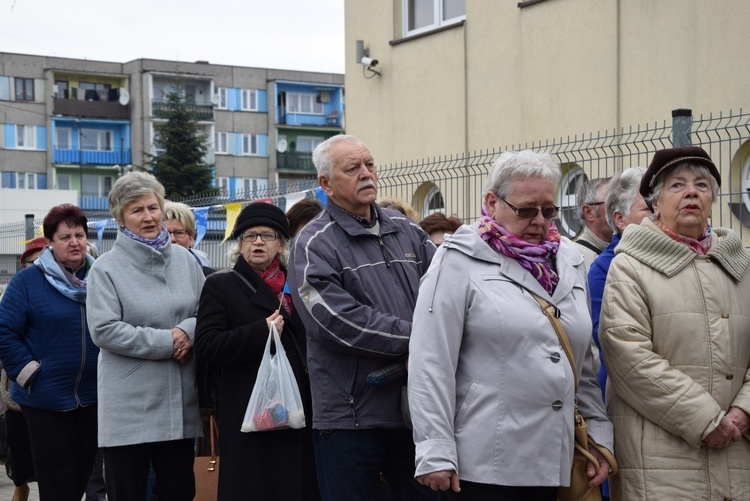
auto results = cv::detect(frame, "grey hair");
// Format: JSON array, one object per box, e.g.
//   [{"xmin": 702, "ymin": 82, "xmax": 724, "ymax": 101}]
[
  {"xmin": 164, "ymin": 202, "xmax": 197, "ymax": 236},
  {"xmin": 645, "ymin": 162, "xmax": 719, "ymax": 210},
  {"xmin": 109, "ymin": 171, "xmax": 166, "ymax": 223},
  {"xmin": 312, "ymin": 134, "xmax": 368, "ymax": 178},
  {"xmin": 605, "ymin": 167, "xmax": 646, "ymax": 234},
  {"xmin": 576, "ymin": 177, "xmax": 610, "ymax": 221},
  {"xmin": 227, "ymin": 235, "xmax": 290, "ymax": 267},
  {"xmin": 482, "ymin": 150, "xmax": 561, "ymax": 201}
]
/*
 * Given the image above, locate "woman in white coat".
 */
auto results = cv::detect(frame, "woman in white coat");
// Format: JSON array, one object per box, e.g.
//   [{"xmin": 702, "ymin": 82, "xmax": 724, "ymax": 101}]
[{"xmin": 408, "ymin": 150, "xmax": 613, "ymax": 500}]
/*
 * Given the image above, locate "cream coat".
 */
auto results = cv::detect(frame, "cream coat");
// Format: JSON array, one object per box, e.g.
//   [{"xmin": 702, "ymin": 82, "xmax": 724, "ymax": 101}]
[
  {"xmin": 409, "ymin": 224, "xmax": 612, "ymax": 487},
  {"xmin": 600, "ymin": 218, "xmax": 750, "ymax": 500}
]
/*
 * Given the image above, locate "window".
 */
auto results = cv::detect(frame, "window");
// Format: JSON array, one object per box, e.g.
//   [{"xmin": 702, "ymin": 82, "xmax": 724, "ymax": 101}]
[
  {"xmin": 216, "ymin": 176, "xmax": 229, "ymax": 195},
  {"xmin": 55, "ymin": 80, "xmax": 69, "ymax": 99},
  {"xmin": 79, "ymin": 82, "xmax": 111, "ymax": 101},
  {"xmin": 235, "ymin": 177, "xmax": 268, "ymax": 196},
  {"xmin": 215, "ymin": 132, "xmax": 228, "ymax": 154},
  {"xmin": 296, "ymin": 136, "xmax": 323, "ymax": 153},
  {"xmin": 58, "ymin": 174, "xmax": 72, "ymax": 190},
  {"xmin": 287, "ymin": 92, "xmax": 323, "ymax": 114},
  {"xmin": 241, "ymin": 89, "xmax": 258, "ymax": 111},
  {"xmin": 16, "ymin": 125, "xmax": 36, "ymax": 149},
  {"xmin": 81, "ymin": 129, "xmax": 113, "ymax": 151},
  {"xmin": 16, "ymin": 172, "xmax": 38, "ymax": 189},
  {"xmin": 404, "ymin": 0, "xmax": 466, "ymax": 37},
  {"xmin": 423, "ymin": 186, "xmax": 445, "ymax": 217},
  {"xmin": 56, "ymin": 127, "xmax": 72, "ymax": 149},
  {"xmin": 241, "ymin": 134, "xmax": 258, "ymax": 155},
  {"xmin": 0, "ymin": 76, "xmax": 10, "ymax": 100},
  {"xmin": 15, "ymin": 78, "xmax": 34, "ymax": 101},
  {"xmin": 215, "ymin": 87, "xmax": 227, "ymax": 109},
  {"xmin": 81, "ymin": 175, "xmax": 114, "ymax": 197}
]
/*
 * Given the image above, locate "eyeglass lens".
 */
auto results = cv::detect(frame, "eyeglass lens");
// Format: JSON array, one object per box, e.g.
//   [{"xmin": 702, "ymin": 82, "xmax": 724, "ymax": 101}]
[
  {"xmin": 242, "ymin": 232, "xmax": 277, "ymax": 242},
  {"xmin": 169, "ymin": 230, "xmax": 187, "ymax": 237}
]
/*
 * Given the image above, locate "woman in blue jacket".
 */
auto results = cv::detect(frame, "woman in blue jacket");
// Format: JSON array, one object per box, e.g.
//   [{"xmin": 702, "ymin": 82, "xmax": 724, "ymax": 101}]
[{"xmin": 0, "ymin": 204, "xmax": 99, "ymax": 501}]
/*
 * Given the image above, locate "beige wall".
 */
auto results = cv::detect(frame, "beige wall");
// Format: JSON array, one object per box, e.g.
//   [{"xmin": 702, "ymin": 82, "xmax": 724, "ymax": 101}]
[{"xmin": 345, "ymin": 0, "xmax": 750, "ymax": 162}]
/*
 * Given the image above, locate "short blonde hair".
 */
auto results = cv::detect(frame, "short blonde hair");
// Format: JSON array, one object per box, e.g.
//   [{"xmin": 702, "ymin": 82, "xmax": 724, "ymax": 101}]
[{"xmin": 164, "ymin": 202, "xmax": 197, "ymax": 236}]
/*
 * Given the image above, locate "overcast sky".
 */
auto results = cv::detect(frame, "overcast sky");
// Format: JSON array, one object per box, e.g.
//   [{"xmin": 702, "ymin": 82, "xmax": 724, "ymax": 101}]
[{"xmin": 0, "ymin": 0, "xmax": 345, "ymax": 74}]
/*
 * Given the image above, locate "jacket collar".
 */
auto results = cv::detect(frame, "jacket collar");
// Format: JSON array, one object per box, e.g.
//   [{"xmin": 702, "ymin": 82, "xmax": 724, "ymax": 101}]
[
  {"xmin": 326, "ymin": 200, "xmax": 402, "ymax": 237},
  {"xmin": 113, "ymin": 229, "xmax": 172, "ymax": 266},
  {"xmin": 616, "ymin": 218, "xmax": 750, "ymax": 280}
]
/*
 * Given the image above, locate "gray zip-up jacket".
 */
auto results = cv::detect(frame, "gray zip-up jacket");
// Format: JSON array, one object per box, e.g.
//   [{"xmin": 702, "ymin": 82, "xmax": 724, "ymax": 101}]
[{"xmin": 288, "ymin": 201, "xmax": 435, "ymax": 429}]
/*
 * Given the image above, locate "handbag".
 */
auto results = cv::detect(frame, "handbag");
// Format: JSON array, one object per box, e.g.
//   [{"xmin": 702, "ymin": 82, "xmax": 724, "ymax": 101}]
[
  {"xmin": 194, "ymin": 412, "xmax": 219, "ymax": 501},
  {"xmin": 529, "ymin": 292, "xmax": 617, "ymax": 501},
  {"xmin": 241, "ymin": 322, "xmax": 306, "ymax": 432}
]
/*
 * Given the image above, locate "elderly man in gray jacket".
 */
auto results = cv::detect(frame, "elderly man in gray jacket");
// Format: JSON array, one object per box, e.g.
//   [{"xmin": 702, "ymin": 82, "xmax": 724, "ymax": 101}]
[{"xmin": 289, "ymin": 135, "xmax": 437, "ymax": 501}]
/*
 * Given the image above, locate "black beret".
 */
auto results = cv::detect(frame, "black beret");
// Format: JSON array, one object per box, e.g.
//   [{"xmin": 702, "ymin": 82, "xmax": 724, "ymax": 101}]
[
  {"xmin": 231, "ymin": 202, "xmax": 290, "ymax": 240},
  {"xmin": 640, "ymin": 146, "xmax": 720, "ymax": 198}
]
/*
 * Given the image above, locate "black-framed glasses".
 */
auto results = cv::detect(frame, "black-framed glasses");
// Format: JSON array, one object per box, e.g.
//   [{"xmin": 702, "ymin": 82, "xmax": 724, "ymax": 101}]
[
  {"xmin": 500, "ymin": 197, "xmax": 559, "ymax": 219},
  {"xmin": 241, "ymin": 232, "xmax": 279, "ymax": 242},
  {"xmin": 168, "ymin": 230, "xmax": 190, "ymax": 238}
]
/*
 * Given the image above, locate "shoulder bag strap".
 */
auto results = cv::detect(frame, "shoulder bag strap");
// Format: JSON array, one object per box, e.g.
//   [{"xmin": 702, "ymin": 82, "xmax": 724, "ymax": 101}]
[
  {"xmin": 529, "ymin": 291, "xmax": 578, "ymax": 392},
  {"xmin": 231, "ymin": 269, "xmax": 257, "ymax": 293}
]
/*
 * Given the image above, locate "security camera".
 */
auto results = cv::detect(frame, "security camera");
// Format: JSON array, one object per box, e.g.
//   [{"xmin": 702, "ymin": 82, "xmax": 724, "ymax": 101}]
[{"xmin": 361, "ymin": 57, "xmax": 379, "ymax": 68}]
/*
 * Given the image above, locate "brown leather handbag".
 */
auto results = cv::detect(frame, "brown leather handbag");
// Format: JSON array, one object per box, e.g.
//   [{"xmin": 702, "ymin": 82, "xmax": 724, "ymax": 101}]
[
  {"xmin": 193, "ymin": 413, "xmax": 219, "ymax": 501},
  {"xmin": 530, "ymin": 292, "xmax": 617, "ymax": 501}
]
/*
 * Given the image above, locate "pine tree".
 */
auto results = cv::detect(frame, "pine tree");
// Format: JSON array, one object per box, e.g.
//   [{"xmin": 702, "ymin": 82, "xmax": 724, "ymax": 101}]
[{"xmin": 149, "ymin": 92, "xmax": 213, "ymax": 198}]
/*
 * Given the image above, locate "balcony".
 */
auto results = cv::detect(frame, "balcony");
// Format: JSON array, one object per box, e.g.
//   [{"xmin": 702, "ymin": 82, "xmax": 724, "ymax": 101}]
[
  {"xmin": 276, "ymin": 106, "xmax": 342, "ymax": 128},
  {"xmin": 276, "ymin": 151, "xmax": 316, "ymax": 174},
  {"xmin": 53, "ymin": 97, "xmax": 130, "ymax": 120},
  {"xmin": 53, "ymin": 148, "xmax": 131, "ymax": 165},
  {"xmin": 152, "ymin": 100, "xmax": 214, "ymax": 121},
  {"xmin": 79, "ymin": 196, "xmax": 109, "ymax": 211}
]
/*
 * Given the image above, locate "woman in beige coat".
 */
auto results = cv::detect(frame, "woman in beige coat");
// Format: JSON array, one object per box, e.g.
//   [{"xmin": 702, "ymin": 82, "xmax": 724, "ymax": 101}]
[{"xmin": 600, "ymin": 146, "xmax": 750, "ymax": 500}]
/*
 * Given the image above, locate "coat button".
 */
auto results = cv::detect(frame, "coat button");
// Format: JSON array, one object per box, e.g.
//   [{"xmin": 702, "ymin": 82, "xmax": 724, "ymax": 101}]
[
  {"xmin": 552, "ymin": 400, "xmax": 563, "ymax": 411},
  {"xmin": 550, "ymin": 352, "xmax": 561, "ymax": 363},
  {"xmin": 721, "ymin": 313, "xmax": 729, "ymax": 319},
  {"xmin": 726, "ymin": 374, "xmax": 734, "ymax": 380}
]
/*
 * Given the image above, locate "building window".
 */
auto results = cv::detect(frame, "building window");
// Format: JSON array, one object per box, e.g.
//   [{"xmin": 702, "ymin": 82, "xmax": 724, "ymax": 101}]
[
  {"xmin": 15, "ymin": 78, "xmax": 34, "ymax": 101},
  {"xmin": 296, "ymin": 136, "xmax": 323, "ymax": 153},
  {"xmin": 557, "ymin": 166, "xmax": 586, "ymax": 238},
  {"xmin": 215, "ymin": 88, "xmax": 227, "ymax": 109},
  {"xmin": 216, "ymin": 176, "xmax": 229, "ymax": 195},
  {"xmin": 235, "ymin": 177, "xmax": 268, "ymax": 196},
  {"xmin": 241, "ymin": 89, "xmax": 258, "ymax": 111},
  {"xmin": 287, "ymin": 92, "xmax": 323, "ymax": 114},
  {"xmin": 55, "ymin": 80, "xmax": 69, "ymax": 99},
  {"xmin": 79, "ymin": 82, "xmax": 112, "ymax": 101},
  {"xmin": 56, "ymin": 127, "xmax": 72, "ymax": 149},
  {"xmin": 403, "ymin": 0, "xmax": 466, "ymax": 37},
  {"xmin": 58, "ymin": 173, "xmax": 72, "ymax": 190},
  {"xmin": 16, "ymin": 172, "xmax": 38, "ymax": 189},
  {"xmin": 241, "ymin": 134, "xmax": 258, "ymax": 156},
  {"xmin": 16, "ymin": 125, "xmax": 37, "ymax": 149},
  {"xmin": 81, "ymin": 175, "xmax": 113, "ymax": 197},
  {"xmin": 0, "ymin": 76, "xmax": 10, "ymax": 100},
  {"xmin": 215, "ymin": 132, "xmax": 228, "ymax": 154},
  {"xmin": 81, "ymin": 129, "xmax": 113, "ymax": 151}
]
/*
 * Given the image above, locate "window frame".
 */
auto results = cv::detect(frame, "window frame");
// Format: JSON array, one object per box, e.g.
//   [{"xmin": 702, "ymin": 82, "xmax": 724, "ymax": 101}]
[
  {"xmin": 215, "ymin": 87, "xmax": 228, "ymax": 109},
  {"xmin": 80, "ymin": 129, "xmax": 113, "ymax": 151},
  {"xmin": 16, "ymin": 125, "xmax": 37, "ymax": 149},
  {"xmin": 241, "ymin": 89, "xmax": 258, "ymax": 111},
  {"xmin": 286, "ymin": 92, "xmax": 323, "ymax": 115},
  {"xmin": 215, "ymin": 132, "xmax": 229, "ymax": 154},
  {"xmin": 57, "ymin": 173, "xmax": 72, "ymax": 190},
  {"xmin": 240, "ymin": 133, "xmax": 258, "ymax": 156},
  {"xmin": 16, "ymin": 172, "xmax": 38, "ymax": 190},
  {"xmin": 14, "ymin": 77, "xmax": 34, "ymax": 101},
  {"xmin": 81, "ymin": 174, "xmax": 114, "ymax": 197},
  {"xmin": 403, "ymin": 0, "xmax": 466, "ymax": 38},
  {"xmin": 216, "ymin": 176, "xmax": 229, "ymax": 195},
  {"xmin": 56, "ymin": 127, "xmax": 72, "ymax": 150},
  {"xmin": 296, "ymin": 136, "xmax": 324, "ymax": 153}
]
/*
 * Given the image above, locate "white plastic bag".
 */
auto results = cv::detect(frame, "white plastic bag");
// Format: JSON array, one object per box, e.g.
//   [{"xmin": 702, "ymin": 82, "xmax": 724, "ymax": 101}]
[{"xmin": 241, "ymin": 323, "xmax": 306, "ymax": 432}]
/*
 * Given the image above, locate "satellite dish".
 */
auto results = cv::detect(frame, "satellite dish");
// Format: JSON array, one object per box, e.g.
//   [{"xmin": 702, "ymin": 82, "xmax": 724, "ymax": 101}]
[
  {"xmin": 118, "ymin": 89, "xmax": 130, "ymax": 106},
  {"xmin": 277, "ymin": 139, "xmax": 288, "ymax": 153},
  {"xmin": 211, "ymin": 94, "xmax": 221, "ymax": 107}
]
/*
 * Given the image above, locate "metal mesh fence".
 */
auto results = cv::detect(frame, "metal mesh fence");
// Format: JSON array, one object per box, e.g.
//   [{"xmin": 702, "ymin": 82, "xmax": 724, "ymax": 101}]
[{"xmin": 2, "ymin": 108, "xmax": 750, "ymax": 284}]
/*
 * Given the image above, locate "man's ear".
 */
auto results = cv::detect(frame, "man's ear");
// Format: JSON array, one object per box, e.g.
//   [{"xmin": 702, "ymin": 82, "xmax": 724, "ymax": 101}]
[
  {"xmin": 581, "ymin": 204, "xmax": 596, "ymax": 223},
  {"xmin": 319, "ymin": 176, "xmax": 333, "ymax": 197}
]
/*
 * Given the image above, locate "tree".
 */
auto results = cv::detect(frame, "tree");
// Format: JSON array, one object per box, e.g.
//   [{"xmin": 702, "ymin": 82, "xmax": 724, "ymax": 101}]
[{"xmin": 149, "ymin": 92, "xmax": 213, "ymax": 199}]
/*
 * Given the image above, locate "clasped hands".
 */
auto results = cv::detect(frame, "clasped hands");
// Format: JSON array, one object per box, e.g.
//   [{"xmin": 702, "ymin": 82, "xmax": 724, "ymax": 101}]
[{"xmin": 704, "ymin": 407, "xmax": 750, "ymax": 449}]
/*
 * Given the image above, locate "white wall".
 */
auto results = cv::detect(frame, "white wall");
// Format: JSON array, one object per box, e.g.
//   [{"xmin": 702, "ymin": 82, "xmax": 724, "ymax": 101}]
[{"xmin": 0, "ymin": 188, "xmax": 78, "ymax": 225}]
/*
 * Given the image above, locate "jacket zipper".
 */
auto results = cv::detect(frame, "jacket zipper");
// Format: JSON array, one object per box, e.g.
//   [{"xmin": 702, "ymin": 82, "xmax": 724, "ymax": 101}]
[
  {"xmin": 349, "ymin": 359, "xmax": 360, "ymax": 427},
  {"xmin": 73, "ymin": 304, "xmax": 86, "ymax": 407},
  {"xmin": 378, "ymin": 236, "xmax": 391, "ymax": 268}
]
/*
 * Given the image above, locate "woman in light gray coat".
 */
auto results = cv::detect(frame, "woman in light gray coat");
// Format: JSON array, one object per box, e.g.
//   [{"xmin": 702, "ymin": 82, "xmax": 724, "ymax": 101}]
[
  {"xmin": 87, "ymin": 172, "xmax": 205, "ymax": 501},
  {"xmin": 408, "ymin": 151, "xmax": 613, "ymax": 500}
]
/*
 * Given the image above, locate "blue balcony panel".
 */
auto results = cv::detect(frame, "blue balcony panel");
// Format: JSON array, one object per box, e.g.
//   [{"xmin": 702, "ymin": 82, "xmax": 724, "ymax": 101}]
[
  {"xmin": 54, "ymin": 149, "xmax": 131, "ymax": 165},
  {"xmin": 80, "ymin": 196, "xmax": 110, "ymax": 211}
]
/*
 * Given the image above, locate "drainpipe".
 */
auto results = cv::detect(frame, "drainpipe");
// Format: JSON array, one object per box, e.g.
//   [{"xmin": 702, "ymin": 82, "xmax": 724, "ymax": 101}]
[{"xmin": 672, "ymin": 109, "xmax": 692, "ymax": 147}]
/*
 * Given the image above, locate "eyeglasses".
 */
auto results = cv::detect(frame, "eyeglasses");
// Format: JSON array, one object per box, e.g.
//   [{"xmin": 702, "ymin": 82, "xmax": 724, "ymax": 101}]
[
  {"xmin": 241, "ymin": 232, "xmax": 279, "ymax": 242},
  {"xmin": 586, "ymin": 201, "xmax": 605, "ymax": 206},
  {"xmin": 168, "ymin": 230, "xmax": 190, "ymax": 238},
  {"xmin": 500, "ymin": 197, "xmax": 559, "ymax": 219}
]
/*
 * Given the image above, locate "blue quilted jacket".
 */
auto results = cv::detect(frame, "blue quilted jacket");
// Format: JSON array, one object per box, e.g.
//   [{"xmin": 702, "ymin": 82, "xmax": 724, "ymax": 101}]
[{"xmin": 0, "ymin": 265, "xmax": 98, "ymax": 410}]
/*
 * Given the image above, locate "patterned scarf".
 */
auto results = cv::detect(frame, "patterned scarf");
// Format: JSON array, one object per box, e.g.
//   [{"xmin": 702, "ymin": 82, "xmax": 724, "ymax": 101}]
[
  {"xmin": 35, "ymin": 246, "xmax": 94, "ymax": 304},
  {"xmin": 120, "ymin": 223, "xmax": 171, "ymax": 249},
  {"xmin": 477, "ymin": 207, "xmax": 561, "ymax": 295},
  {"xmin": 656, "ymin": 220, "xmax": 712, "ymax": 255},
  {"xmin": 254, "ymin": 256, "xmax": 292, "ymax": 314}
]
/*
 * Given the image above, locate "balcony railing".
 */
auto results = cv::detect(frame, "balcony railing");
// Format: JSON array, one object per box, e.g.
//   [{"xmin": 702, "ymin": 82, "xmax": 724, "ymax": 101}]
[
  {"xmin": 152, "ymin": 100, "xmax": 214, "ymax": 121},
  {"xmin": 276, "ymin": 106, "xmax": 342, "ymax": 127},
  {"xmin": 276, "ymin": 151, "xmax": 316, "ymax": 173},
  {"xmin": 53, "ymin": 97, "xmax": 130, "ymax": 120},
  {"xmin": 53, "ymin": 148, "xmax": 131, "ymax": 165},
  {"xmin": 79, "ymin": 196, "xmax": 110, "ymax": 211}
]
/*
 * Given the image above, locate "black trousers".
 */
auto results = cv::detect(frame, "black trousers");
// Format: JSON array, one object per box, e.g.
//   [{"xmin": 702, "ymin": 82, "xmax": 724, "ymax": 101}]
[
  {"xmin": 5, "ymin": 408, "xmax": 35, "ymax": 486},
  {"xmin": 21, "ymin": 404, "xmax": 98, "ymax": 501},
  {"xmin": 439, "ymin": 481, "xmax": 558, "ymax": 501},
  {"xmin": 102, "ymin": 438, "xmax": 195, "ymax": 501}
]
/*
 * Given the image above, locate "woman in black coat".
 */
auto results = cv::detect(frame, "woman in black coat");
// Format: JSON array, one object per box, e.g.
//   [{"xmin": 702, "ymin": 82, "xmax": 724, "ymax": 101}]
[{"xmin": 195, "ymin": 203, "xmax": 318, "ymax": 501}]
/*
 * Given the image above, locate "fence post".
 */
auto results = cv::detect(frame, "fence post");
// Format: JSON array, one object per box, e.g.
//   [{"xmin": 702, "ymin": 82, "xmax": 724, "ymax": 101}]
[
  {"xmin": 672, "ymin": 109, "xmax": 693, "ymax": 147},
  {"xmin": 24, "ymin": 214, "xmax": 35, "ymax": 240}
]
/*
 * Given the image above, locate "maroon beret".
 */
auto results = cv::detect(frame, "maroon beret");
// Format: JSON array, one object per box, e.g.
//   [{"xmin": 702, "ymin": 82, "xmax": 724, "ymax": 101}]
[{"xmin": 639, "ymin": 146, "xmax": 720, "ymax": 198}]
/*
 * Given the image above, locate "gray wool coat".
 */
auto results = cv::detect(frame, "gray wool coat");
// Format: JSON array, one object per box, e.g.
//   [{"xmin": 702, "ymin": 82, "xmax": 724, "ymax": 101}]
[{"xmin": 86, "ymin": 232, "xmax": 205, "ymax": 447}]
